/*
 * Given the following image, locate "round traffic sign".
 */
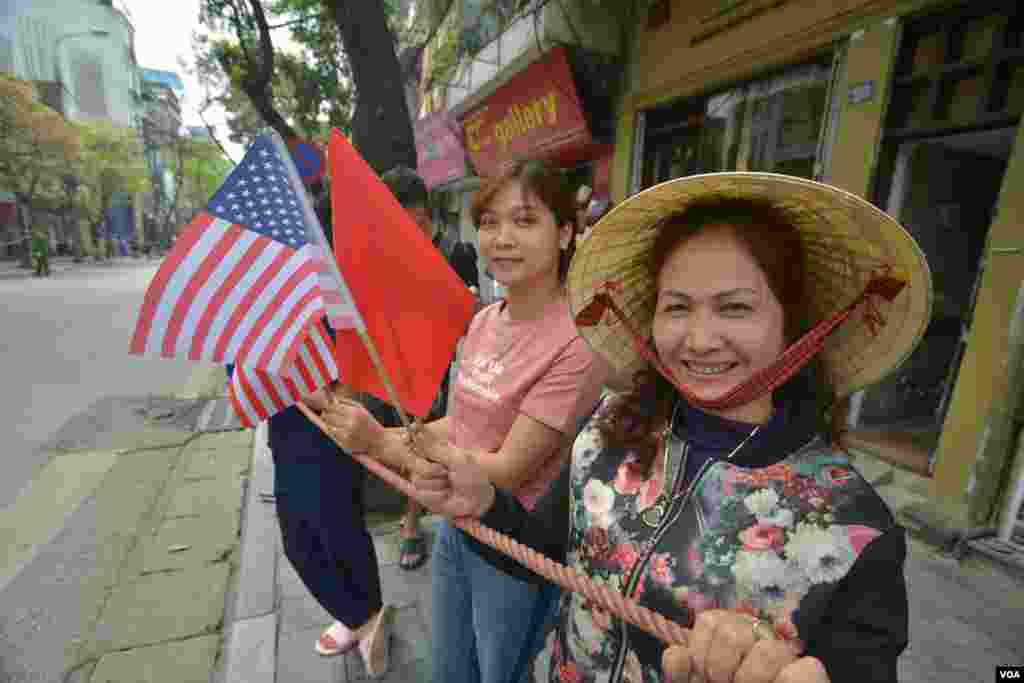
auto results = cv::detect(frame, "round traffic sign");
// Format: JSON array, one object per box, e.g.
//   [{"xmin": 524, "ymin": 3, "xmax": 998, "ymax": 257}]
[{"xmin": 288, "ymin": 139, "xmax": 325, "ymax": 185}]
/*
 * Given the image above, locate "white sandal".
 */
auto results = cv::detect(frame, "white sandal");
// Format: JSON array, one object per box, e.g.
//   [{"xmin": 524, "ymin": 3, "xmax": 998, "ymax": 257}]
[
  {"xmin": 358, "ymin": 605, "xmax": 395, "ymax": 678},
  {"xmin": 315, "ymin": 621, "xmax": 356, "ymax": 656}
]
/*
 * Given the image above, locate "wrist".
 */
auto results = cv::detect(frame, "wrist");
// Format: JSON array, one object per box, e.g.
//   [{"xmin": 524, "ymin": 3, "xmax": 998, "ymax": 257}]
[
  {"xmin": 364, "ymin": 426, "xmax": 388, "ymax": 458},
  {"xmin": 474, "ymin": 483, "xmax": 497, "ymax": 519}
]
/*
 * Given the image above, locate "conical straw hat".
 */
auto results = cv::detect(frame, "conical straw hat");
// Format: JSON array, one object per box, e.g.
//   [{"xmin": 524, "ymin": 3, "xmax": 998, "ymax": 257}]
[{"xmin": 567, "ymin": 172, "xmax": 932, "ymax": 398}]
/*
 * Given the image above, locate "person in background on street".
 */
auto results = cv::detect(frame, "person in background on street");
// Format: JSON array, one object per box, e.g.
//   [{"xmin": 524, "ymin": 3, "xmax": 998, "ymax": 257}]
[
  {"xmin": 232, "ymin": 185, "xmax": 395, "ymax": 676},
  {"xmin": 405, "ymin": 174, "xmax": 927, "ymax": 683},
  {"xmin": 322, "ymin": 159, "xmax": 611, "ymax": 683},
  {"xmin": 32, "ymin": 229, "xmax": 50, "ymax": 277}
]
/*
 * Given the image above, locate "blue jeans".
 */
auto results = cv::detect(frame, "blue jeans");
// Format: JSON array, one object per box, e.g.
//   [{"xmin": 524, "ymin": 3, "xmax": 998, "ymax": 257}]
[{"xmin": 431, "ymin": 520, "xmax": 548, "ymax": 683}]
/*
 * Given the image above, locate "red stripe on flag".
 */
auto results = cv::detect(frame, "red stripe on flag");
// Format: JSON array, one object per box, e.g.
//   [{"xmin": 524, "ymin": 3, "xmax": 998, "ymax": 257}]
[
  {"xmin": 212, "ymin": 247, "xmax": 291, "ymax": 364},
  {"xmin": 228, "ymin": 376, "xmax": 255, "ymax": 429},
  {"xmin": 293, "ymin": 344, "xmax": 318, "ymax": 393},
  {"xmin": 236, "ymin": 260, "xmax": 319, "ymax": 369},
  {"xmin": 271, "ymin": 292, "xmax": 325, "ymax": 372},
  {"xmin": 130, "ymin": 213, "xmax": 214, "ymax": 355},
  {"xmin": 190, "ymin": 236, "xmax": 271, "ymax": 361},
  {"xmin": 237, "ymin": 367, "xmax": 269, "ymax": 426},
  {"xmin": 257, "ymin": 370, "xmax": 287, "ymax": 413},
  {"xmin": 311, "ymin": 320, "xmax": 339, "ymax": 379},
  {"xmin": 283, "ymin": 375, "xmax": 302, "ymax": 401},
  {"xmin": 304, "ymin": 329, "xmax": 332, "ymax": 387},
  {"xmin": 163, "ymin": 223, "xmax": 244, "ymax": 357}
]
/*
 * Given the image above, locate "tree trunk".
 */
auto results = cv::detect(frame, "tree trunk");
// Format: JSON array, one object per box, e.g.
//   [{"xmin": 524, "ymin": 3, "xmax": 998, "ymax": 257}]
[
  {"xmin": 229, "ymin": 0, "xmax": 299, "ymax": 143},
  {"xmin": 156, "ymin": 140, "xmax": 187, "ymax": 246},
  {"xmin": 324, "ymin": 0, "xmax": 417, "ymax": 174},
  {"xmin": 16, "ymin": 199, "xmax": 31, "ymax": 268}
]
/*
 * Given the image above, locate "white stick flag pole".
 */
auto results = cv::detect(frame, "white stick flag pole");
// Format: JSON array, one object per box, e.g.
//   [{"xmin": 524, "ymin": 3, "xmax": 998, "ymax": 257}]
[{"xmin": 269, "ymin": 130, "xmax": 418, "ymax": 431}]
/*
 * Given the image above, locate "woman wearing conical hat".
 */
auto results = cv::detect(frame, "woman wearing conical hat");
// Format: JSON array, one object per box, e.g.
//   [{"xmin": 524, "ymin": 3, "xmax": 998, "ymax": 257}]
[{"xmin": 392, "ymin": 173, "xmax": 929, "ymax": 682}]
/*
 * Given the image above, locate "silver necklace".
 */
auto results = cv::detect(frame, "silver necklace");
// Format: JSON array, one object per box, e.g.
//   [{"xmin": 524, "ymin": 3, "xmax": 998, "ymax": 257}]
[{"xmin": 640, "ymin": 403, "xmax": 762, "ymax": 528}]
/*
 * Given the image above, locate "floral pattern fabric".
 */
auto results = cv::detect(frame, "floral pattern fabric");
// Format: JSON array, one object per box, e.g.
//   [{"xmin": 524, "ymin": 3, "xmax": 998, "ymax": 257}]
[{"xmin": 533, "ymin": 408, "xmax": 896, "ymax": 683}]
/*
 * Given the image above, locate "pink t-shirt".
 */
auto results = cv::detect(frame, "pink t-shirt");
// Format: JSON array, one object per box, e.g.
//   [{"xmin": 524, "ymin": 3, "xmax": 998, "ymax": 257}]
[{"xmin": 450, "ymin": 297, "xmax": 609, "ymax": 509}]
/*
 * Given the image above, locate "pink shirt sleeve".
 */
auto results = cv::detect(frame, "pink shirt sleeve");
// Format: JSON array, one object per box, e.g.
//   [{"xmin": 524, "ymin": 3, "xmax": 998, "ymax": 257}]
[{"xmin": 520, "ymin": 336, "xmax": 609, "ymax": 435}]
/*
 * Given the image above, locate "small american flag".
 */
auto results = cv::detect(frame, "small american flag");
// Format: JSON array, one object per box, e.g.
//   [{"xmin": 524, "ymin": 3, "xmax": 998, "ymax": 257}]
[
  {"xmin": 131, "ymin": 133, "xmax": 361, "ymax": 425},
  {"xmin": 228, "ymin": 316, "xmax": 339, "ymax": 428}
]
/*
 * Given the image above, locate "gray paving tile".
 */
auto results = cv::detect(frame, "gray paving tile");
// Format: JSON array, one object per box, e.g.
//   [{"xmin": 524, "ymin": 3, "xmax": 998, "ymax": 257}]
[
  {"xmin": 277, "ymin": 623, "xmax": 349, "ymax": 682},
  {"xmin": 344, "ymin": 606, "xmax": 428, "ymax": 681},
  {"xmin": 138, "ymin": 514, "xmax": 239, "ymax": 573},
  {"xmin": 278, "ymin": 554, "xmax": 312, "ymax": 601},
  {"xmin": 164, "ymin": 477, "xmax": 244, "ymax": 518},
  {"xmin": 379, "ymin": 561, "xmax": 432, "ymax": 610},
  {"xmin": 90, "ymin": 634, "xmax": 221, "ymax": 683},
  {"xmin": 93, "ymin": 564, "xmax": 230, "ymax": 652},
  {"xmin": 223, "ymin": 614, "xmax": 276, "ymax": 683},
  {"xmin": 280, "ymin": 593, "xmax": 334, "ymax": 634},
  {"xmin": 233, "ymin": 460, "xmax": 278, "ymax": 620}
]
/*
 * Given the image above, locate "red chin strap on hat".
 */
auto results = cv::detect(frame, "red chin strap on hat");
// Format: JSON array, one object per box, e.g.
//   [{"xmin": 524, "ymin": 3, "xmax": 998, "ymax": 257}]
[{"xmin": 575, "ymin": 271, "xmax": 908, "ymax": 411}]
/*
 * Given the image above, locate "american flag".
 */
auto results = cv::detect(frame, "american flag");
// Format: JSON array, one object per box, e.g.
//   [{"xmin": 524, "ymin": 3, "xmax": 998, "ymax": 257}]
[
  {"xmin": 228, "ymin": 316, "xmax": 339, "ymax": 428},
  {"xmin": 131, "ymin": 133, "xmax": 361, "ymax": 425}
]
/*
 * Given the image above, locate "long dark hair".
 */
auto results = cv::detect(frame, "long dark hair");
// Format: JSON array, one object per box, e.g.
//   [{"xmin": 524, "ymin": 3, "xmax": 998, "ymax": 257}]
[
  {"xmin": 595, "ymin": 195, "xmax": 838, "ymax": 473},
  {"xmin": 470, "ymin": 159, "xmax": 577, "ymax": 281}
]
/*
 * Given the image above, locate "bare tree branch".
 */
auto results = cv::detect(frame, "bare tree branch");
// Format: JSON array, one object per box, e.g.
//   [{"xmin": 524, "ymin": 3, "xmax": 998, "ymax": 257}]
[{"xmin": 197, "ymin": 108, "xmax": 238, "ymax": 165}]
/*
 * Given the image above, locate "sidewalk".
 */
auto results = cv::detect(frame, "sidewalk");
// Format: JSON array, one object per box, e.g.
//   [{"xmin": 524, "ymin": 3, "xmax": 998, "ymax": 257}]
[
  {"xmin": 219, "ymin": 431, "xmax": 1023, "ymax": 683},
  {"xmin": 218, "ymin": 423, "xmax": 433, "ymax": 683},
  {"xmin": 0, "ymin": 255, "xmax": 162, "ymax": 281},
  {"xmin": 0, "ymin": 256, "xmax": 80, "ymax": 280},
  {"xmin": 51, "ymin": 423, "xmax": 254, "ymax": 683}
]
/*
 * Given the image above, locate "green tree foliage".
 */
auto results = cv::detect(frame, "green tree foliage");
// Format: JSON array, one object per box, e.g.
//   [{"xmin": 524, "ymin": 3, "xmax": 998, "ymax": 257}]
[
  {"xmin": 74, "ymin": 121, "xmax": 151, "ymax": 248},
  {"xmin": 195, "ymin": 0, "xmax": 352, "ymax": 144},
  {"xmin": 194, "ymin": 0, "xmax": 446, "ymax": 173},
  {"xmin": 0, "ymin": 74, "xmax": 81, "ymax": 264},
  {"xmin": 176, "ymin": 139, "xmax": 234, "ymax": 219}
]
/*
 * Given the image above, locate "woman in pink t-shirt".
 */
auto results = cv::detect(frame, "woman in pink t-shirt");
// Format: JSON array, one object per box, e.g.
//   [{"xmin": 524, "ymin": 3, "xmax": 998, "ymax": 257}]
[{"xmin": 323, "ymin": 160, "xmax": 609, "ymax": 682}]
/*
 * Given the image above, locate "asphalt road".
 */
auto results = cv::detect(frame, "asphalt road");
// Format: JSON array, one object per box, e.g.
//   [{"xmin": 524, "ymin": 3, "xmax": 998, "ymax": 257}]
[
  {"xmin": 0, "ymin": 260, "xmax": 198, "ymax": 509},
  {"xmin": 0, "ymin": 260, "xmax": 215, "ymax": 683}
]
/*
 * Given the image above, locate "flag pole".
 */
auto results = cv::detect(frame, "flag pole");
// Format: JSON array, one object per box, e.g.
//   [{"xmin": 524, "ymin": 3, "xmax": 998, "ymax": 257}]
[{"xmin": 268, "ymin": 131, "xmax": 420, "ymax": 432}]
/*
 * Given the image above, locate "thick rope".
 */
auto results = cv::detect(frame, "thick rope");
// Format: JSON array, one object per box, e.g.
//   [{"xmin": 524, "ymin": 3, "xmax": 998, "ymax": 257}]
[{"xmin": 296, "ymin": 403, "xmax": 689, "ymax": 646}]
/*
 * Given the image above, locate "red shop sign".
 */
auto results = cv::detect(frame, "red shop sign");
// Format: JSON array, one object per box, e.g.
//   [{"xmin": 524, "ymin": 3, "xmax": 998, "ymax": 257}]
[
  {"xmin": 462, "ymin": 47, "xmax": 592, "ymax": 177},
  {"xmin": 414, "ymin": 110, "xmax": 468, "ymax": 189}
]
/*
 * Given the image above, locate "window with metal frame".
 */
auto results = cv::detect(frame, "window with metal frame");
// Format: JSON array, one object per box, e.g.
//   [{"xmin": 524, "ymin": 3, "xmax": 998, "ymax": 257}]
[{"xmin": 885, "ymin": 0, "xmax": 1024, "ymax": 141}]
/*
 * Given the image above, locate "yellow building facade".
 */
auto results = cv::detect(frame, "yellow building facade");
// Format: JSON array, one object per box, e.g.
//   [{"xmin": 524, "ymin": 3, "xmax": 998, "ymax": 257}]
[{"xmin": 612, "ymin": 0, "xmax": 1024, "ymax": 537}]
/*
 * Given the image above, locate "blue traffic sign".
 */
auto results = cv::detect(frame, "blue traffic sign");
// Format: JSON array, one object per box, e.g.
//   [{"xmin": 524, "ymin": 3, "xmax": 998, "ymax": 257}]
[{"xmin": 288, "ymin": 139, "xmax": 325, "ymax": 185}]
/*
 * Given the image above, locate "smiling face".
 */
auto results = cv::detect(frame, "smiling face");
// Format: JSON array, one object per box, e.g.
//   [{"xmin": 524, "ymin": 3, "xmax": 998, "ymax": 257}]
[
  {"xmin": 652, "ymin": 224, "xmax": 786, "ymax": 423},
  {"xmin": 476, "ymin": 180, "xmax": 572, "ymax": 291}
]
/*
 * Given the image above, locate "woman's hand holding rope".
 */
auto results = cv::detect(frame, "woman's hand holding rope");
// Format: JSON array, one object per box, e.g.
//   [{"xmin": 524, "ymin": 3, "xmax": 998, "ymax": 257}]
[{"xmin": 316, "ymin": 391, "xmax": 828, "ymax": 683}]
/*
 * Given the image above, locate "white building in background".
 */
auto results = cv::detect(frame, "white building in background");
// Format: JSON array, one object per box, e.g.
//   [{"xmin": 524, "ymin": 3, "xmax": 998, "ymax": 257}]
[{"xmin": 0, "ymin": 0, "xmax": 142, "ymax": 127}]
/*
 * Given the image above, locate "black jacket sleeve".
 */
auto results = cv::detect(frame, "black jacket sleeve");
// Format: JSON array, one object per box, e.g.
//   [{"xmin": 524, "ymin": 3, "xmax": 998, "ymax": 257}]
[
  {"xmin": 463, "ymin": 459, "xmax": 572, "ymax": 583},
  {"xmin": 802, "ymin": 528, "xmax": 909, "ymax": 683}
]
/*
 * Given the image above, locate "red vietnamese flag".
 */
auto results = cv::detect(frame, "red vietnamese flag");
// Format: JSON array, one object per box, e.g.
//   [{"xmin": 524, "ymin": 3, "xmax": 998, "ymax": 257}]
[{"xmin": 328, "ymin": 130, "xmax": 476, "ymax": 418}]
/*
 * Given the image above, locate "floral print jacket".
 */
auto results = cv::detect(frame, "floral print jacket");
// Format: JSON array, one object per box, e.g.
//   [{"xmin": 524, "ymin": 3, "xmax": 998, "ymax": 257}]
[{"xmin": 476, "ymin": 395, "xmax": 909, "ymax": 683}]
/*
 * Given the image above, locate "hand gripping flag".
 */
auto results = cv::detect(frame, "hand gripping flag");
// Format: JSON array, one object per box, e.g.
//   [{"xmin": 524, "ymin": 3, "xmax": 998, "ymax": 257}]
[
  {"xmin": 328, "ymin": 130, "xmax": 476, "ymax": 419},
  {"xmin": 130, "ymin": 133, "xmax": 354, "ymax": 426}
]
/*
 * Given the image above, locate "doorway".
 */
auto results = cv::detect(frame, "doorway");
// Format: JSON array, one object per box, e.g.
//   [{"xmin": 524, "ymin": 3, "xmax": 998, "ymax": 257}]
[{"xmin": 847, "ymin": 127, "xmax": 1016, "ymax": 475}]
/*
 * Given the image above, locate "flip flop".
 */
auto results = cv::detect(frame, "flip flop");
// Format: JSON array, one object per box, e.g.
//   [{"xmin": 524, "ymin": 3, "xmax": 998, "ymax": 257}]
[
  {"xmin": 315, "ymin": 621, "xmax": 357, "ymax": 656},
  {"xmin": 359, "ymin": 605, "xmax": 395, "ymax": 678},
  {"xmin": 399, "ymin": 535, "xmax": 428, "ymax": 571}
]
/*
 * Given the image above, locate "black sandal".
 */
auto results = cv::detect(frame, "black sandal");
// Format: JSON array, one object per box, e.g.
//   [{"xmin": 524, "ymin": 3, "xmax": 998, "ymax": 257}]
[{"xmin": 399, "ymin": 535, "xmax": 428, "ymax": 570}]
